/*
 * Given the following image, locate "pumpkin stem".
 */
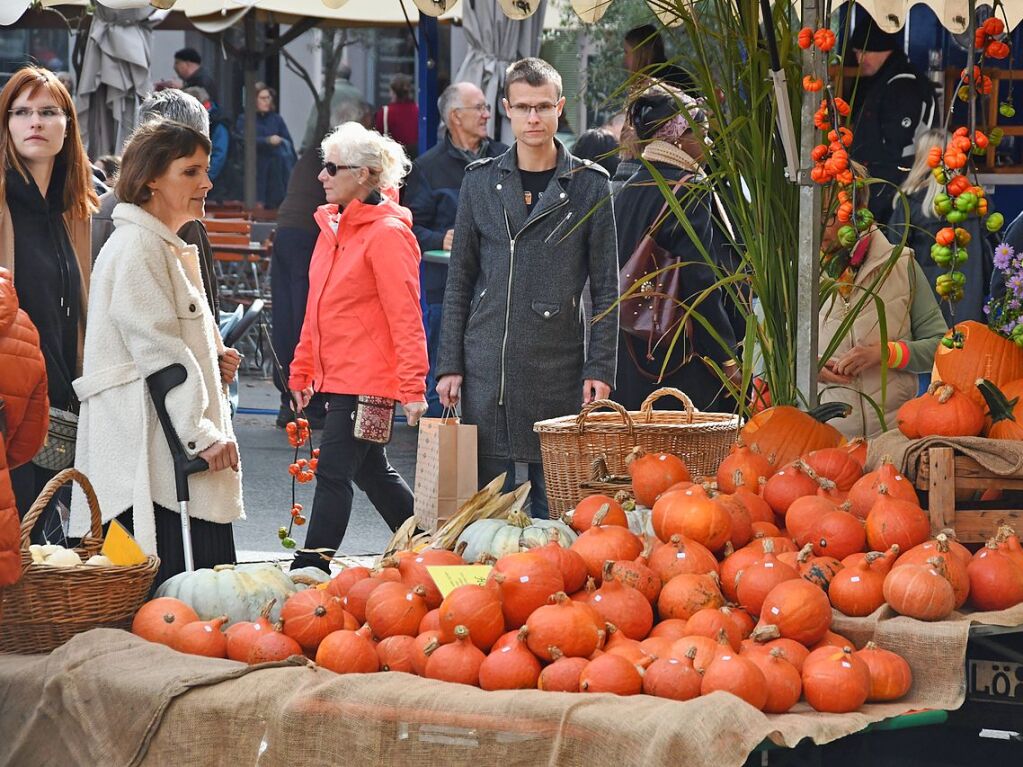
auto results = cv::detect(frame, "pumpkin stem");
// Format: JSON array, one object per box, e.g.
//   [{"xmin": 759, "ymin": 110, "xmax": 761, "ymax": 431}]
[
  {"xmin": 507, "ymin": 509, "xmax": 534, "ymax": 529},
  {"xmin": 548, "ymin": 646, "xmax": 564, "ymax": 661},
  {"xmin": 625, "ymin": 446, "xmax": 646, "ymax": 468},
  {"xmin": 768, "ymin": 647, "xmax": 786, "ymax": 660},
  {"xmin": 453, "ymin": 624, "xmax": 470, "ymax": 641},
  {"xmin": 808, "ymin": 402, "xmax": 853, "ymax": 423},
  {"xmin": 422, "ymin": 638, "xmax": 440, "ymax": 657},
  {"xmin": 750, "ymin": 624, "xmax": 781, "ymax": 642},
  {"xmin": 761, "ymin": 537, "xmax": 776, "ymax": 555},
  {"xmin": 863, "ymin": 551, "xmax": 885, "ymax": 566},
  {"xmin": 593, "ymin": 503, "xmax": 612, "ymax": 527},
  {"xmin": 925, "ymin": 556, "xmax": 947, "ymax": 578},
  {"xmin": 797, "ymin": 543, "xmax": 815, "ymax": 563},
  {"xmin": 934, "ymin": 533, "xmax": 950, "ymax": 553},
  {"xmin": 259, "ymin": 598, "xmax": 278, "ymax": 619},
  {"xmin": 976, "ymin": 379, "xmax": 1018, "ymax": 425},
  {"xmin": 721, "ymin": 541, "xmax": 735, "ymax": 558},
  {"xmin": 715, "ymin": 628, "xmax": 730, "ymax": 645},
  {"xmin": 864, "ymin": 641, "xmax": 878, "ymax": 651},
  {"xmin": 550, "ymin": 591, "xmax": 571, "ymax": 605},
  {"xmin": 601, "ymin": 560, "xmax": 616, "ymax": 583},
  {"xmin": 516, "ymin": 625, "xmax": 529, "ymax": 642}
]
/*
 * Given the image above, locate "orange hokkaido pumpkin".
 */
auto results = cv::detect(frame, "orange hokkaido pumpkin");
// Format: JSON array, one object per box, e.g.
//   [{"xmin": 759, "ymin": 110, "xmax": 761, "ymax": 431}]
[
  {"xmin": 967, "ymin": 540, "xmax": 1023, "ymax": 611},
  {"xmin": 132, "ymin": 597, "xmax": 200, "ymax": 647},
  {"xmin": 565, "ymin": 494, "xmax": 629, "ymax": 532},
  {"xmin": 225, "ymin": 600, "xmax": 277, "ymax": 662},
  {"xmin": 643, "ymin": 648, "xmax": 703, "ymax": 700},
  {"xmin": 438, "ymin": 583, "xmax": 505, "ymax": 651},
  {"xmin": 247, "ymin": 623, "xmax": 303, "ymax": 664},
  {"xmin": 538, "ymin": 647, "xmax": 590, "ymax": 691},
  {"xmin": 342, "ymin": 576, "xmax": 390, "ymax": 624},
  {"xmin": 802, "ymin": 646, "xmax": 870, "ymax": 713},
  {"xmin": 810, "ymin": 508, "xmax": 866, "ymax": 560},
  {"xmin": 658, "ymin": 572, "xmax": 725, "ymax": 621},
  {"xmin": 684, "ymin": 605, "xmax": 744, "ymax": 650},
  {"xmin": 651, "ymin": 484, "xmax": 732, "ymax": 552},
  {"xmin": 609, "ymin": 543, "xmax": 661, "ymax": 604},
  {"xmin": 647, "ymin": 534, "xmax": 718, "ymax": 584},
  {"xmin": 865, "ymin": 486, "xmax": 930, "ymax": 553},
  {"xmin": 424, "ymin": 624, "xmax": 485, "ymax": 686},
  {"xmin": 411, "ymin": 630, "xmax": 445, "ymax": 676},
  {"xmin": 525, "ymin": 592, "xmax": 604, "ymax": 661},
  {"xmin": 977, "ymin": 378, "xmax": 1023, "ymax": 440},
  {"xmin": 716, "ymin": 442, "xmax": 774, "ymax": 494},
  {"xmin": 281, "ymin": 590, "xmax": 350, "ymax": 651},
  {"xmin": 735, "ymin": 538, "xmax": 799, "ymax": 617},
  {"xmin": 648, "ymin": 618, "xmax": 690, "ymax": 642},
  {"xmin": 376, "ymin": 635, "xmax": 418, "ymax": 673},
  {"xmin": 747, "ymin": 648, "xmax": 802, "ymax": 713},
  {"xmin": 531, "ymin": 529, "xmax": 589, "ymax": 594},
  {"xmin": 893, "ymin": 533, "xmax": 970, "ymax": 609},
  {"xmin": 478, "ymin": 626, "xmax": 542, "ymax": 690},
  {"xmin": 700, "ymin": 645, "xmax": 768, "ymax": 710},
  {"xmin": 785, "ymin": 495, "xmax": 838, "ymax": 547},
  {"xmin": 391, "ymin": 549, "xmax": 465, "ymax": 609},
  {"xmin": 806, "ymin": 448, "xmax": 863, "ymax": 491},
  {"xmin": 914, "ymin": 383, "xmax": 985, "ymax": 438},
  {"xmin": 714, "ymin": 491, "xmax": 754, "ymax": 549},
  {"xmin": 856, "ymin": 642, "xmax": 913, "ymax": 702},
  {"xmin": 326, "ymin": 565, "xmax": 372, "ymax": 599},
  {"xmin": 896, "ymin": 396, "xmax": 923, "ymax": 439},
  {"xmin": 739, "ymin": 625, "xmax": 809, "ymax": 672},
  {"xmin": 487, "ymin": 551, "xmax": 565, "ymax": 629},
  {"xmin": 570, "ymin": 523, "xmax": 644, "ymax": 581},
  {"xmin": 755, "ymin": 578, "xmax": 832, "ymax": 645},
  {"xmin": 626, "ymin": 447, "xmax": 691, "ymax": 507},
  {"xmin": 733, "ymin": 487, "xmax": 775, "ymax": 524},
  {"xmin": 364, "ymin": 582, "xmax": 429, "ymax": 639},
  {"xmin": 738, "ymin": 402, "xmax": 849, "ymax": 468},
  {"xmin": 173, "ymin": 616, "xmax": 228, "ymax": 658},
  {"xmin": 579, "ymin": 652, "xmax": 645, "ymax": 695},
  {"xmin": 762, "ymin": 460, "xmax": 822, "ymax": 517},
  {"xmin": 828, "ymin": 551, "xmax": 889, "ymax": 617},
  {"xmin": 588, "ymin": 562, "xmax": 653, "ymax": 640},
  {"xmin": 847, "ymin": 456, "xmax": 919, "ymax": 520},
  {"xmin": 883, "ymin": 557, "xmax": 956, "ymax": 621}
]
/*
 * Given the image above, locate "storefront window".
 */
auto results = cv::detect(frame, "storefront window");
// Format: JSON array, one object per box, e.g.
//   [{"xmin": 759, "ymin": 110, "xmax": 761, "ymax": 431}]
[{"xmin": 0, "ymin": 29, "xmax": 71, "ymax": 88}]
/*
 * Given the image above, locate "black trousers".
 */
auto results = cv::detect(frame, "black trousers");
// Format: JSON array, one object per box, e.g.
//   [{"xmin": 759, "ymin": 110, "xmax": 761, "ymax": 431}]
[
  {"xmin": 291, "ymin": 394, "xmax": 413, "ymax": 572},
  {"xmin": 11, "ymin": 462, "xmax": 67, "ymax": 545},
  {"xmin": 114, "ymin": 504, "xmax": 236, "ymax": 590}
]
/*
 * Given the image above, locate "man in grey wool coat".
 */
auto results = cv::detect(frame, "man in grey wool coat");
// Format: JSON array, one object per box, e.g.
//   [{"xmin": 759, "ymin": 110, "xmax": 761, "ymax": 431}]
[{"xmin": 435, "ymin": 57, "xmax": 619, "ymax": 519}]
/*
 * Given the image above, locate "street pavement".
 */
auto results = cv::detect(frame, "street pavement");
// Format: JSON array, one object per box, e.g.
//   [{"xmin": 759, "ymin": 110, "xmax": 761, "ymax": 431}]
[{"xmin": 232, "ymin": 374, "xmax": 419, "ymax": 561}]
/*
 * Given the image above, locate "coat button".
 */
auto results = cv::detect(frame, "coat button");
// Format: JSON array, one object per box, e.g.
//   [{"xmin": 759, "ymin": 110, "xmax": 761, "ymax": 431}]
[
  {"xmin": 496, "ymin": 184, "xmax": 502, "ymax": 190},
  {"xmin": 559, "ymin": 192, "xmax": 566, "ymax": 199},
  {"xmin": 543, "ymin": 310, "xmax": 551, "ymax": 318},
  {"xmin": 189, "ymin": 303, "xmax": 196, "ymax": 313},
  {"xmin": 188, "ymin": 441, "xmax": 196, "ymax": 450}
]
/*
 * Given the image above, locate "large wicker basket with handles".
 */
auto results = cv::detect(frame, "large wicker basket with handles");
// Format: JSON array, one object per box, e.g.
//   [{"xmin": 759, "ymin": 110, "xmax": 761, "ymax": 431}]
[
  {"xmin": 534, "ymin": 388, "xmax": 740, "ymax": 519},
  {"xmin": 0, "ymin": 469, "xmax": 159, "ymax": 654}
]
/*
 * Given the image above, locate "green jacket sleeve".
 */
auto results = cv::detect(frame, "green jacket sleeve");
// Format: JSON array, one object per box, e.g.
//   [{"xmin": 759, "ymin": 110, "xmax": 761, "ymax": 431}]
[{"xmin": 887, "ymin": 259, "xmax": 948, "ymax": 373}]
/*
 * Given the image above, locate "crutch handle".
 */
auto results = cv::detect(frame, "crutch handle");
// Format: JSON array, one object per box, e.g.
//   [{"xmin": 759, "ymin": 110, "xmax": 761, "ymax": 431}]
[{"xmin": 146, "ymin": 364, "xmax": 209, "ymax": 503}]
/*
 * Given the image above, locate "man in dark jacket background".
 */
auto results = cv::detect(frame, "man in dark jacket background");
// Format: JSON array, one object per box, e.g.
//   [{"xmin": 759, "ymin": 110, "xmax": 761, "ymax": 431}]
[
  {"xmin": 402, "ymin": 82, "xmax": 507, "ymax": 417},
  {"xmin": 848, "ymin": 16, "xmax": 936, "ymax": 225},
  {"xmin": 436, "ymin": 58, "xmax": 619, "ymax": 518}
]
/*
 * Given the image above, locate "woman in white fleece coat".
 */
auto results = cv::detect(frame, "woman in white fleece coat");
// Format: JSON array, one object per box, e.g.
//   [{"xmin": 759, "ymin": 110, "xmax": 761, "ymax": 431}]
[{"xmin": 71, "ymin": 120, "xmax": 242, "ymax": 586}]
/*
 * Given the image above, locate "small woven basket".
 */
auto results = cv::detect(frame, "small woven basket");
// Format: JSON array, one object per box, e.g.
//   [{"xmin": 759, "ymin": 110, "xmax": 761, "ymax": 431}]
[
  {"xmin": 535, "ymin": 388, "xmax": 739, "ymax": 519},
  {"xmin": 0, "ymin": 468, "xmax": 159, "ymax": 654}
]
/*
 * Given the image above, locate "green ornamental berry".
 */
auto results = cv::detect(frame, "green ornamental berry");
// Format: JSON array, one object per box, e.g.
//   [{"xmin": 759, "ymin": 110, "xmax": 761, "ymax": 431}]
[
  {"xmin": 935, "ymin": 275, "xmax": 956, "ymax": 298},
  {"xmin": 954, "ymin": 249, "xmax": 969, "ymax": 265},
  {"xmin": 281, "ymin": 537, "xmax": 297, "ymax": 549},
  {"xmin": 855, "ymin": 208, "xmax": 875, "ymax": 228},
  {"xmin": 946, "ymin": 210, "xmax": 967, "ymax": 224},
  {"xmin": 932, "ymin": 168, "xmax": 948, "ymax": 184},
  {"xmin": 837, "ymin": 225, "xmax": 858, "ymax": 248},
  {"xmin": 958, "ymin": 86, "xmax": 970, "ymax": 102},
  {"xmin": 955, "ymin": 196, "xmax": 973, "ymax": 212},
  {"xmin": 987, "ymin": 212, "xmax": 1005, "ymax": 232},
  {"xmin": 931, "ymin": 245, "xmax": 952, "ymax": 267},
  {"xmin": 934, "ymin": 199, "xmax": 953, "ymax": 216},
  {"xmin": 278, "ymin": 526, "xmax": 288, "ymax": 540},
  {"xmin": 1000, "ymin": 102, "xmax": 1016, "ymax": 118},
  {"xmin": 951, "ymin": 270, "xmax": 966, "ymax": 285},
  {"xmin": 991, "ymin": 128, "xmax": 1005, "ymax": 145}
]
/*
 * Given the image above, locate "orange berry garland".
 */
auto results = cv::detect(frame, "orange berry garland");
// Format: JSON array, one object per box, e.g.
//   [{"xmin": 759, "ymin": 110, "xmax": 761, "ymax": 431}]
[{"xmin": 279, "ymin": 421, "xmax": 319, "ymax": 549}]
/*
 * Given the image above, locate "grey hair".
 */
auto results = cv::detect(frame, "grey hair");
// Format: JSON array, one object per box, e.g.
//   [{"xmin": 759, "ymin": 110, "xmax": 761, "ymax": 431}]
[
  {"xmin": 137, "ymin": 89, "xmax": 210, "ymax": 138},
  {"xmin": 320, "ymin": 121, "xmax": 411, "ymax": 191},
  {"xmin": 437, "ymin": 84, "xmax": 462, "ymax": 127},
  {"xmin": 182, "ymin": 86, "xmax": 209, "ymax": 103}
]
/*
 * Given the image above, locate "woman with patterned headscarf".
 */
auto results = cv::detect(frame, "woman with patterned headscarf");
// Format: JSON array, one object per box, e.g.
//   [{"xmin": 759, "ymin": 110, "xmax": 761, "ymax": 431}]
[{"xmin": 613, "ymin": 86, "xmax": 739, "ymax": 411}]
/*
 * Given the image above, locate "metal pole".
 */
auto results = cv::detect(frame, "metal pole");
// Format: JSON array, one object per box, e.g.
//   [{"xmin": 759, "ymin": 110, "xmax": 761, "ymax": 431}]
[
  {"xmin": 967, "ymin": 0, "xmax": 977, "ymax": 136},
  {"xmin": 243, "ymin": 13, "xmax": 258, "ymax": 209},
  {"xmin": 418, "ymin": 17, "xmax": 439, "ymax": 156},
  {"xmin": 795, "ymin": 0, "xmax": 823, "ymax": 407}
]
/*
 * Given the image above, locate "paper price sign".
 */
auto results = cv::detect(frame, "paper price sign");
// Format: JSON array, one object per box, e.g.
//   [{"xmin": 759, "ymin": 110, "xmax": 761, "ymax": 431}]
[{"xmin": 427, "ymin": 565, "xmax": 493, "ymax": 598}]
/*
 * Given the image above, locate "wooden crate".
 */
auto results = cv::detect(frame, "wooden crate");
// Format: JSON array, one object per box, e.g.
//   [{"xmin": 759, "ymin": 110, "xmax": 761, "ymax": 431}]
[{"xmin": 914, "ymin": 447, "xmax": 1023, "ymax": 543}]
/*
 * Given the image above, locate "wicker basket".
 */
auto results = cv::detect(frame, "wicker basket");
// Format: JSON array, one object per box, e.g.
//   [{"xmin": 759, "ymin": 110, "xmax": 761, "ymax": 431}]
[
  {"xmin": 0, "ymin": 469, "xmax": 159, "ymax": 654},
  {"xmin": 535, "ymin": 388, "xmax": 740, "ymax": 519}
]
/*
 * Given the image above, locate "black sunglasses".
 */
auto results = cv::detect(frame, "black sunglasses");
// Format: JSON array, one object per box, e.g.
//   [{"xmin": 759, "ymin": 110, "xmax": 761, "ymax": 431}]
[{"xmin": 322, "ymin": 162, "xmax": 360, "ymax": 177}]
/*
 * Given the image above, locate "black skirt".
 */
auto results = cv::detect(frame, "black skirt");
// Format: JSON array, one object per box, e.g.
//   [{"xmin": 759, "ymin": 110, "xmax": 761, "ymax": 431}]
[{"xmin": 113, "ymin": 505, "xmax": 236, "ymax": 590}]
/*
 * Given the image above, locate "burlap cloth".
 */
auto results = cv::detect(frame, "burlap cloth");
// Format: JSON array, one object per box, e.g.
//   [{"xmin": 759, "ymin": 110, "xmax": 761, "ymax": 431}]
[
  {"xmin": 0, "ymin": 612, "xmax": 1019, "ymax": 767},
  {"xmin": 866, "ymin": 430, "xmax": 1023, "ymax": 476}
]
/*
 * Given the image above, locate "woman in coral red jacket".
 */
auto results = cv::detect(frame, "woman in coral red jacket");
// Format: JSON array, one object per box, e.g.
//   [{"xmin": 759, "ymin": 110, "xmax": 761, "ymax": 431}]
[
  {"xmin": 289, "ymin": 122, "xmax": 428, "ymax": 572},
  {"xmin": 0, "ymin": 267, "xmax": 49, "ymax": 592}
]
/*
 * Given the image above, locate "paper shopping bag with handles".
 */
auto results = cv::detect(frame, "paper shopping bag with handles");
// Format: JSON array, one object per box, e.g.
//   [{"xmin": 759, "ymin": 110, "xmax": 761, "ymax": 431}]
[{"xmin": 413, "ymin": 415, "xmax": 478, "ymax": 532}]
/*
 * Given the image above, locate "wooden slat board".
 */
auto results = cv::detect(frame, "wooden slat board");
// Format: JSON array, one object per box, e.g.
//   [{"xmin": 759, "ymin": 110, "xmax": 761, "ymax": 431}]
[{"xmin": 915, "ymin": 447, "xmax": 1023, "ymax": 543}]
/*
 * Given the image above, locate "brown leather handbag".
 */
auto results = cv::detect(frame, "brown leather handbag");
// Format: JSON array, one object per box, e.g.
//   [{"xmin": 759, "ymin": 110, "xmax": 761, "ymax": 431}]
[{"xmin": 618, "ymin": 176, "xmax": 695, "ymax": 377}]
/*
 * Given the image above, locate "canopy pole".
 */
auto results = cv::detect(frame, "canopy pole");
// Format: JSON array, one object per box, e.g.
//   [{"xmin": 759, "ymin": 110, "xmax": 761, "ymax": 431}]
[
  {"xmin": 795, "ymin": 0, "xmax": 822, "ymax": 407},
  {"xmin": 243, "ymin": 12, "xmax": 259, "ymax": 209},
  {"xmin": 418, "ymin": 16, "xmax": 439, "ymax": 155}
]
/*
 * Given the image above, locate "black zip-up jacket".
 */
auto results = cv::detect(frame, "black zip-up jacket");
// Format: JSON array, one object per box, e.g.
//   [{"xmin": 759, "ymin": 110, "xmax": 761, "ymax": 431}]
[{"xmin": 401, "ymin": 134, "xmax": 507, "ymax": 305}]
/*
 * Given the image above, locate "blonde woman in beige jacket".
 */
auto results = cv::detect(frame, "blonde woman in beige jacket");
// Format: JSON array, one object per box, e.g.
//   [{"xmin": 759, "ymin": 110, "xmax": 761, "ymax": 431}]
[{"xmin": 818, "ymin": 179, "xmax": 947, "ymax": 439}]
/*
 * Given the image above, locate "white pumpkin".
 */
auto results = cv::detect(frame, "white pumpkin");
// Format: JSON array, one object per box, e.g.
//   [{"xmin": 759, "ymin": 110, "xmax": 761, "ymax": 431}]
[
  {"xmin": 290, "ymin": 566, "xmax": 332, "ymax": 589},
  {"xmin": 455, "ymin": 511, "xmax": 577, "ymax": 563},
  {"xmin": 155, "ymin": 562, "xmax": 298, "ymax": 625}
]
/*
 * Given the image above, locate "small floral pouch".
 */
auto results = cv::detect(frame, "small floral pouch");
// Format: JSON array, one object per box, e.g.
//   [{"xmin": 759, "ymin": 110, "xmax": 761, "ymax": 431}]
[{"xmin": 352, "ymin": 396, "xmax": 395, "ymax": 444}]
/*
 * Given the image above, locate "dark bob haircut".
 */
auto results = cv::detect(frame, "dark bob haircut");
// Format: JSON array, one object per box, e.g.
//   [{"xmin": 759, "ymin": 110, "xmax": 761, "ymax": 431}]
[{"xmin": 116, "ymin": 119, "xmax": 211, "ymax": 206}]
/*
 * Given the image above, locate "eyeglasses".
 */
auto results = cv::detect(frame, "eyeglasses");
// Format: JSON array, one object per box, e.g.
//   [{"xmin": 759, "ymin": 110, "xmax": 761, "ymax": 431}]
[
  {"xmin": 322, "ymin": 162, "xmax": 360, "ymax": 176},
  {"xmin": 506, "ymin": 102, "xmax": 559, "ymax": 118},
  {"xmin": 455, "ymin": 103, "xmax": 492, "ymax": 114},
  {"xmin": 8, "ymin": 107, "xmax": 66, "ymax": 121}
]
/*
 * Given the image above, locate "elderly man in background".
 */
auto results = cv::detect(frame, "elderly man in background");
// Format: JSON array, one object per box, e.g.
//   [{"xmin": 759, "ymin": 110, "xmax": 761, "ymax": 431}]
[
  {"xmin": 90, "ymin": 89, "xmax": 240, "ymax": 386},
  {"xmin": 401, "ymin": 82, "xmax": 507, "ymax": 417}
]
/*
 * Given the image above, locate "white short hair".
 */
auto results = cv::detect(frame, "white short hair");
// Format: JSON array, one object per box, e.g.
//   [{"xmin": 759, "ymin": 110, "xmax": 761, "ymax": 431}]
[{"xmin": 320, "ymin": 122, "xmax": 411, "ymax": 191}]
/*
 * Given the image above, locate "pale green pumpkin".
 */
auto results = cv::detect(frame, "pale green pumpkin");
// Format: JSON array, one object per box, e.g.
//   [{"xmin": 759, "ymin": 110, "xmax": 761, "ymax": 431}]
[
  {"xmin": 455, "ymin": 511, "xmax": 577, "ymax": 563},
  {"xmin": 155, "ymin": 562, "xmax": 298, "ymax": 625}
]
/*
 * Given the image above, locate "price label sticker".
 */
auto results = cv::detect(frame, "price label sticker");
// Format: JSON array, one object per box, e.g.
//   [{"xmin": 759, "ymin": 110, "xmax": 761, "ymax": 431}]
[{"xmin": 426, "ymin": 565, "xmax": 493, "ymax": 598}]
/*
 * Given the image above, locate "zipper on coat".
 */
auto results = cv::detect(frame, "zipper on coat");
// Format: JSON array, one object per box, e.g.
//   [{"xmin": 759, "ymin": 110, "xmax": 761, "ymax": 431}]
[
  {"xmin": 315, "ymin": 243, "xmax": 341, "ymax": 388},
  {"xmin": 542, "ymin": 210, "xmax": 574, "ymax": 244},
  {"xmin": 499, "ymin": 211, "xmax": 516, "ymax": 406}
]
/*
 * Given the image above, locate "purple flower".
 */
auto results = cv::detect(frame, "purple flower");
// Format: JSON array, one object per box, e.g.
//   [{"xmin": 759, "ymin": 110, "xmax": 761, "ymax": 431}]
[
  {"xmin": 984, "ymin": 304, "xmax": 992, "ymax": 315},
  {"xmin": 1010, "ymin": 274, "xmax": 1023, "ymax": 298},
  {"xmin": 1010, "ymin": 299, "xmax": 1021, "ymax": 311},
  {"xmin": 995, "ymin": 242, "xmax": 1016, "ymax": 271}
]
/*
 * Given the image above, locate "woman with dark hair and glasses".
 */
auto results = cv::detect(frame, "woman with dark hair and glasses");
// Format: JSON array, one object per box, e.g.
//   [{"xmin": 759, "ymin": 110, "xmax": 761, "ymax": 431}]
[
  {"xmin": 288, "ymin": 122, "xmax": 428, "ymax": 573},
  {"xmin": 0, "ymin": 66, "xmax": 98, "ymax": 541}
]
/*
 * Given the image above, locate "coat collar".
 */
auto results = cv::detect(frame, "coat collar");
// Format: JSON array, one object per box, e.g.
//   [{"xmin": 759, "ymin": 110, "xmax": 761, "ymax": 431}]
[
  {"xmin": 495, "ymin": 139, "xmax": 575, "ymax": 236},
  {"xmin": 112, "ymin": 203, "xmax": 188, "ymax": 250}
]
